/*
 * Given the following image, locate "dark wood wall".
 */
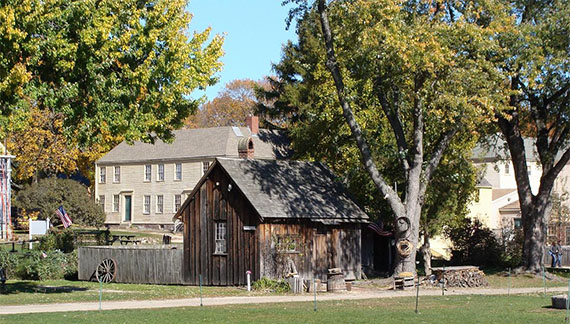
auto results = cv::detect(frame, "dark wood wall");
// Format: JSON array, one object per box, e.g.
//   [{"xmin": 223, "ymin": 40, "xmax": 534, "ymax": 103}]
[
  {"xmin": 182, "ymin": 164, "xmax": 363, "ymax": 285},
  {"xmin": 182, "ymin": 166, "xmax": 261, "ymax": 285}
]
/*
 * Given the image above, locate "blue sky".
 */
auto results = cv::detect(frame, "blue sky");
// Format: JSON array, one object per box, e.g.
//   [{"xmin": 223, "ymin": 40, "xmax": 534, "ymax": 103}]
[{"xmin": 187, "ymin": 1, "xmax": 297, "ymax": 101}]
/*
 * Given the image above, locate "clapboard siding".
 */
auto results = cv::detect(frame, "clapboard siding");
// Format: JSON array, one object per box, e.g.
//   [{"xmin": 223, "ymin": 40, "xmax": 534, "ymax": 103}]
[{"xmin": 78, "ymin": 246, "xmax": 183, "ymax": 284}]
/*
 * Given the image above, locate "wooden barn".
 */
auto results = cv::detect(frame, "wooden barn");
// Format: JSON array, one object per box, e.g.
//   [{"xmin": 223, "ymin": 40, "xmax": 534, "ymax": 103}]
[{"xmin": 174, "ymin": 157, "xmax": 369, "ymax": 286}]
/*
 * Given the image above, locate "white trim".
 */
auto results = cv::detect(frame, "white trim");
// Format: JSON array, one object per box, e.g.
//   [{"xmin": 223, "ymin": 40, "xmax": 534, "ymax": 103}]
[
  {"xmin": 174, "ymin": 163, "xmax": 182, "ymax": 181},
  {"xmin": 113, "ymin": 166, "xmax": 121, "ymax": 183},
  {"xmin": 157, "ymin": 164, "xmax": 165, "ymax": 182},
  {"xmin": 144, "ymin": 164, "xmax": 152, "ymax": 182},
  {"xmin": 143, "ymin": 195, "xmax": 151, "ymax": 215},
  {"xmin": 156, "ymin": 194, "xmax": 164, "ymax": 214}
]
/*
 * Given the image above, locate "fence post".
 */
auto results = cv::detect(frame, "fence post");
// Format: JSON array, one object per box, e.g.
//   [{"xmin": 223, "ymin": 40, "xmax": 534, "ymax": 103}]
[
  {"xmin": 508, "ymin": 268, "xmax": 511, "ymax": 296},
  {"xmin": 415, "ymin": 277, "xmax": 420, "ymax": 314},
  {"xmin": 98, "ymin": 278, "xmax": 102, "ymax": 310},
  {"xmin": 199, "ymin": 274, "xmax": 203, "ymax": 307},
  {"xmin": 313, "ymin": 278, "xmax": 317, "ymax": 312},
  {"xmin": 566, "ymin": 280, "xmax": 570, "ymax": 323},
  {"xmin": 441, "ymin": 265, "xmax": 445, "ymax": 296}
]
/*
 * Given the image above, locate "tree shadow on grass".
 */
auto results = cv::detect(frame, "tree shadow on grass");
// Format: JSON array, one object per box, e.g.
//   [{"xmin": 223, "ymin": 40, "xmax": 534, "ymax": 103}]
[{"xmin": 0, "ymin": 281, "xmax": 88, "ymax": 295}]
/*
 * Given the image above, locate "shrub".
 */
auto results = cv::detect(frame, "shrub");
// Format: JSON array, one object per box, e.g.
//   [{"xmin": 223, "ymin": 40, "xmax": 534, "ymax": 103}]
[
  {"xmin": 18, "ymin": 250, "xmax": 67, "ymax": 280},
  {"xmin": 252, "ymin": 277, "xmax": 290, "ymax": 293},
  {"xmin": 37, "ymin": 229, "xmax": 76, "ymax": 253},
  {"xmin": 0, "ymin": 250, "xmax": 20, "ymax": 278},
  {"xmin": 14, "ymin": 177, "xmax": 105, "ymax": 228},
  {"xmin": 444, "ymin": 218, "xmax": 502, "ymax": 267},
  {"xmin": 63, "ymin": 250, "xmax": 78, "ymax": 280}
]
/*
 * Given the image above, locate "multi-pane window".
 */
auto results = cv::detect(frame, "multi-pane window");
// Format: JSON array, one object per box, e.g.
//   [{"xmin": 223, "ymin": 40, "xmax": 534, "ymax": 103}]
[
  {"xmin": 99, "ymin": 167, "xmax": 106, "ymax": 183},
  {"xmin": 143, "ymin": 195, "xmax": 151, "ymax": 214},
  {"xmin": 157, "ymin": 164, "xmax": 165, "ymax": 181},
  {"xmin": 114, "ymin": 166, "xmax": 121, "ymax": 182},
  {"xmin": 215, "ymin": 222, "xmax": 227, "ymax": 254},
  {"xmin": 202, "ymin": 161, "xmax": 210, "ymax": 175},
  {"xmin": 98, "ymin": 195, "xmax": 105, "ymax": 210},
  {"xmin": 174, "ymin": 194, "xmax": 182, "ymax": 212},
  {"xmin": 156, "ymin": 195, "xmax": 164, "ymax": 213},
  {"xmin": 113, "ymin": 194, "xmax": 120, "ymax": 212},
  {"xmin": 144, "ymin": 165, "xmax": 152, "ymax": 181},
  {"xmin": 175, "ymin": 163, "xmax": 182, "ymax": 181}
]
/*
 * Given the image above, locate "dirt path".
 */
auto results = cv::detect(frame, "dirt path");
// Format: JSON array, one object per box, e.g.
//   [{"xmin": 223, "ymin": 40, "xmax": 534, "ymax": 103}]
[{"xmin": 0, "ymin": 286, "xmax": 566, "ymax": 315}]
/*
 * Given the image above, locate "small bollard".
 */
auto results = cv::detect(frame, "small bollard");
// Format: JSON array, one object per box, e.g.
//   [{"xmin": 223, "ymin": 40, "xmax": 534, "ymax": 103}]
[
  {"xmin": 441, "ymin": 265, "xmax": 445, "ymax": 296},
  {"xmin": 508, "ymin": 268, "xmax": 511, "ymax": 296},
  {"xmin": 415, "ymin": 278, "xmax": 420, "ymax": 314},
  {"xmin": 543, "ymin": 265, "xmax": 547, "ymax": 297},
  {"xmin": 98, "ymin": 278, "xmax": 102, "ymax": 310},
  {"xmin": 199, "ymin": 274, "xmax": 203, "ymax": 307},
  {"xmin": 566, "ymin": 280, "xmax": 570, "ymax": 323},
  {"xmin": 313, "ymin": 278, "xmax": 317, "ymax": 312},
  {"xmin": 247, "ymin": 270, "xmax": 252, "ymax": 292}
]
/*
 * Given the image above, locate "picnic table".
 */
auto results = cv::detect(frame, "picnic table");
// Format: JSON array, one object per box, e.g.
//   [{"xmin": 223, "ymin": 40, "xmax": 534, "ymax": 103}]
[{"xmin": 107, "ymin": 234, "xmax": 141, "ymax": 245}]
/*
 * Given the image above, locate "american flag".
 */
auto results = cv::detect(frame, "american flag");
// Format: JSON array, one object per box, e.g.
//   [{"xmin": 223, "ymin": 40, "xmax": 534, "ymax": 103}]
[{"xmin": 55, "ymin": 206, "xmax": 72, "ymax": 228}]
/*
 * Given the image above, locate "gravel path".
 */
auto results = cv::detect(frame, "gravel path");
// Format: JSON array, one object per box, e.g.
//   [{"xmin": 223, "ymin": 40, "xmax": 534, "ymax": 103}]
[{"xmin": 0, "ymin": 286, "xmax": 566, "ymax": 315}]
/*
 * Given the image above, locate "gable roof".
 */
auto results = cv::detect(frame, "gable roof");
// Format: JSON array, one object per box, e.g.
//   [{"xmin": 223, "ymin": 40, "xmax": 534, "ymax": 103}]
[
  {"xmin": 97, "ymin": 127, "xmax": 290, "ymax": 164},
  {"xmin": 176, "ymin": 158, "xmax": 369, "ymax": 224}
]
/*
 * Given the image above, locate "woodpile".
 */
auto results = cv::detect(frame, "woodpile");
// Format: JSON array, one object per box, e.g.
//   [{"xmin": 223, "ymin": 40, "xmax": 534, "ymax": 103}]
[{"xmin": 430, "ymin": 266, "xmax": 488, "ymax": 288}]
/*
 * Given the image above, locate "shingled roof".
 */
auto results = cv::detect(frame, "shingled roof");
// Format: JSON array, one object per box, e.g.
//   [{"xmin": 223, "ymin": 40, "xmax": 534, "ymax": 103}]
[
  {"xmin": 176, "ymin": 158, "xmax": 369, "ymax": 224},
  {"xmin": 97, "ymin": 127, "xmax": 290, "ymax": 164}
]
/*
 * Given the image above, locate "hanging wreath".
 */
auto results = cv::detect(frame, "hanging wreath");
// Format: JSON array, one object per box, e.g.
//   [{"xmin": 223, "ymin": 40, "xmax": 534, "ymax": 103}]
[{"xmin": 396, "ymin": 239, "xmax": 413, "ymax": 257}]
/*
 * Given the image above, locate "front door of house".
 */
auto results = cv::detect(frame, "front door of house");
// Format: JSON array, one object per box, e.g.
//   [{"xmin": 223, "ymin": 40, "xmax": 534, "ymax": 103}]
[{"xmin": 124, "ymin": 195, "xmax": 132, "ymax": 222}]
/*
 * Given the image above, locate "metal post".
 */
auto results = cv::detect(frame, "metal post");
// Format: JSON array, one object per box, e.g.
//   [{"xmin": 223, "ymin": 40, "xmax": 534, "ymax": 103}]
[
  {"xmin": 99, "ymin": 279, "xmax": 102, "ymax": 310},
  {"xmin": 566, "ymin": 280, "xmax": 570, "ymax": 323},
  {"xmin": 565, "ymin": 280, "xmax": 570, "ymax": 323},
  {"xmin": 508, "ymin": 268, "xmax": 511, "ymax": 296},
  {"xmin": 313, "ymin": 278, "xmax": 317, "ymax": 312},
  {"xmin": 441, "ymin": 265, "xmax": 445, "ymax": 296},
  {"xmin": 199, "ymin": 274, "xmax": 203, "ymax": 307},
  {"xmin": 415, "ymin": 278, "xmax": 420, "ymax": 314},
  {"xmin": 247, "ymin": 270, "xmax": 251, "ymax": 292},
  {"xmin": 543, "ymin": 265, "xmax": 547, "ymax": 297},
  {"xmin": 28, "ymin": 214, "xmax": 32, "ymax": 250}
]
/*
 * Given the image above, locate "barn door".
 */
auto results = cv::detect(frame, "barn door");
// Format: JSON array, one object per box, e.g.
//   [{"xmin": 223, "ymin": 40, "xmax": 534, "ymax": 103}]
[{"xmin": 313, "ymin": 233, "xmax": 328, "ymax": 281}]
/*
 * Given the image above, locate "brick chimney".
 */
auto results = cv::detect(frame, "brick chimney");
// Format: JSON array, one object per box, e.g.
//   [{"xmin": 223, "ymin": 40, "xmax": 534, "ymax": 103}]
[
  {"xmin": 238, "ymin": 137, "xmax": 254, "ymax": 159},
  {"xmin": 246, "ymin": 116, "xmax": 259, "ymax": 136}
]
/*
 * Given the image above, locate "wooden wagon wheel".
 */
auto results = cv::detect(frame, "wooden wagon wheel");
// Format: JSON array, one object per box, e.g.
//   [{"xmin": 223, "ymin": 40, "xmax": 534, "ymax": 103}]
[{"xmin": 95, "ymin": 258, "xmax": 117, "ymax": 283}]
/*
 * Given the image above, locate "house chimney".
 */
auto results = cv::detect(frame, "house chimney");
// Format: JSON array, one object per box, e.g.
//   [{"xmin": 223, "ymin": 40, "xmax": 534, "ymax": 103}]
[{"xmin": 246, "ymin": 116, "xmax": 259, "ymax": 136}]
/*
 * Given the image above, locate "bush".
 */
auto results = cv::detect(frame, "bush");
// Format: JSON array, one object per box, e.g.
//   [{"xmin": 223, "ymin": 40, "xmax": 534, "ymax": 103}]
[
  {"xmin": 14, "ymin": 177, "xmax": 105, "ymax": 228},
  {"xmin": 37, "ymin": 229, "xmax": 76, "ymax": 253},
  {"xmin": 18, "ymin": 250, "xmax": 68, "ymax": 280},
  {"xmin": 444, "ymin": 218, "xmax": 502, "ymax": 267},
  {"xmin": 63, "ymin": 250, "xmax": 78, "ymax": 280},
  {"xmin": 252, "ymin": 277, "xmax": 290, "ymax": 293},
  {"xmin": 0, "ymin": 250, "xmax": 20, "ymax": 278},
  {"xmin": 499, "ymin": 227, "xmax": 523, "ymax": 269}
]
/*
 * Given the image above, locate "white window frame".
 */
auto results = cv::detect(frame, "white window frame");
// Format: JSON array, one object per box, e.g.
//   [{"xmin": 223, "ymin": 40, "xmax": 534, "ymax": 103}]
[
  {"xmin": 99, "ymin": 167, "xmax": 106, "ymax": 183},
  {"xmin": 113, "ymin": 194, "xmax": 120, "ymax": 212},
  {"xmin": 214, "ymin": 222, "xmax": 227, "ymax": 254},
  {"xmin": 144, "ymin": 164, "xmax": 152, "ymax": 182},
  {"xmin": 114, "ymin": 166, "xmax": 121, "ymax": 183},
  {"xmin": 174, "ymin": 194, "xmax": 182, "ymax": 212},
  {"xmin": 175, "ymin": 163, "xmax": 182, "ymax": 181},
  {"xmin": 143, "ymin": 195, "xmax": 151, "ymax": 214},
  {"xmin": 98, "ymin": 195, "xmax": 105, "ymax": 210},
  {"xmin": 156, "ymin": 195, "xmax": 164, "ymax": 214},
  {"xmin": 202, "ymin": 161, "xmax": 210, "ymax": 175},
  {"xmin": 157, "ymin": 164, "xmax": 165, "ymax": 182}
]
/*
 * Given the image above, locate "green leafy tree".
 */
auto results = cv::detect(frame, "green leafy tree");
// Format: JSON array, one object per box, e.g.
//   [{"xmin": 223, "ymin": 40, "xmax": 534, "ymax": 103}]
[
  {"xmin": 14, "ymin": 178, "xmax": 105, "ymax": 227},
  {"xmin": 489, "ymin": 0, "xmax": 570, "ymax": 272},
  {"xmin": 0, "ymin": 0, "xmax": 224, "ymax": 179},
  {"xmin": 275, "ymin": 0, "xmax": 506, "ymax": 274}
]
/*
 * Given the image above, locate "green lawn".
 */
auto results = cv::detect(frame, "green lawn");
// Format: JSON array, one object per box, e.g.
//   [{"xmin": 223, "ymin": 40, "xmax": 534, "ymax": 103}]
[
  {"xmin": 0, "ymin": 280, "xmax": 259, "ymax": 306},
  {"xmin": 486, "ymin": 272, "xmax": 568, "ymax": 289},
  {"xmin": 1, "ymin": 294, "xmax": 566, "ymax": 323}
]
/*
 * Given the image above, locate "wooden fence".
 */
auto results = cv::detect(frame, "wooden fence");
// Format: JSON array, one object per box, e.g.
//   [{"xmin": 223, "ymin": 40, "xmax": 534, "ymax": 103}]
[
  {"xmin": 78, "ymin": 245, "xmax": 184, "ymax": 284},
  {"xmin": 543, "ymin": 246, "xmax": 570, "ymax": 267}
]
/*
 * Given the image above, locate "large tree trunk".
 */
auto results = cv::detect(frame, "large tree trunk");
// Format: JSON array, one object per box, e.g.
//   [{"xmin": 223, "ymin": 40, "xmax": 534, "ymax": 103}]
[
  {"xmin": 521, "ymin": 195, "xmax": 550, "ymax": 272},
  {"xmin": 421, "ymin": 232, "xmax": 432, "ymax": 276}
]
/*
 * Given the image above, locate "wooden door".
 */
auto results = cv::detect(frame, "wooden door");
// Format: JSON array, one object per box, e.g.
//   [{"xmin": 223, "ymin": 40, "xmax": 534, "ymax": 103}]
[
  {"xmin": 124, "ymin": 195, "xmax": 132, "ymax": 221},
  {"xmin": 313, "ymin": 233, "xmax": 328, "ymax": 281}
]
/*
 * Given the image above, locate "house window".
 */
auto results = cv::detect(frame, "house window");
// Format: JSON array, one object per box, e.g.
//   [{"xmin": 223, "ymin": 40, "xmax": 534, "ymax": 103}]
[
  {"xmin": 215, "ymin": 222, "xmax": 227, "ymax": 254},
  {"xmin": 143, "ymin": 195, "xmax": 151, "ymax": 214},
  {"xmin": 202, "ymin": 161, "xmax": 210, "ymax": 175},
  {"xmin": 174, "ymin": 194, "xmax": 182, "ymax": 212},
  {"xmin": 175, "ymin": 163, "xmax": 182, "ymax": 181},
  {"xmin": 157, "ymin": 164, "xmax": 165, "ymax": 181},
  {"xmin": 276, "ymin": 235, "xmax": 300, "ymax": 253},
  {"xmin": 98, "ymin": 195, "xmax": 105, "ymax": 210},
  {"xmin": 505, "ymin": 163, "xmax": 510, "ymax": 175},
  {"xmin": 156, "ymin": 195, "xmax": 164, "ymax": 213},
  {"xmin": 514, "ymin": 218, "xmax": 522, "ymax": 229},
  {"xmin": 114, "ymin": 166, "xmax": 121, "ymax": 183},
  {"xmin": 99, "ymin": 167, "xmax": 106, "ymax": 183},
  {"xmin": 144, "ymin": 165, "xmax": 152, "ymax": 182},
  {"xmin": 113, "ymin": 194, "xmax": 120, "ymax": 212}
]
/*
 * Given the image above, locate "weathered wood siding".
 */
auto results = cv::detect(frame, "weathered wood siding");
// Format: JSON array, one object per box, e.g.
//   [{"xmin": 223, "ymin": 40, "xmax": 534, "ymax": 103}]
[
  {"xmin": 78, "ymin": 245, "xmax": 184, "ymax": 284},
  {"xmin": 183, "ymin": 166, "xmax": 260, "ymax": 285},
  {"xmin": 258, "ymin": 223, "xmax": 361, "ymax": 281}
]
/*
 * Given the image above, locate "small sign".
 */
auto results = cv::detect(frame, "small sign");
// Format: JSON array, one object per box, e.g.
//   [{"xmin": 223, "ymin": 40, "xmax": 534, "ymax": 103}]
[
  {"xmin": 30, "ymin": 220, "xmax": 49, "ymax": 235},
  {"xmin": 243, "ymin": 226, "xmax": 256, "ymax": 231}
]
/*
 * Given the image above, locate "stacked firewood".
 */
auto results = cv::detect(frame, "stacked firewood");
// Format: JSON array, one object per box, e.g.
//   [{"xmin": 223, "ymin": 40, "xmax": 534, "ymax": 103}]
[{"xmin": 430, "ymin": 266, "xmax": 488, "ymax": 288}]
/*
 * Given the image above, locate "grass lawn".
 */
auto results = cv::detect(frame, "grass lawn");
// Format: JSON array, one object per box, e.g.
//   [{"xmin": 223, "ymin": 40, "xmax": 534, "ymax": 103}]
[
  {"xmin": 1, "ymin": 294, "xmax": 566, "ymax": 323},
  {"xmin": 486, "ymin": 272, "xmax": 568, "ymax": 289},
  {"xmin": 0, "ymin": 280, "xmax": 258, "ymax": 306}
]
